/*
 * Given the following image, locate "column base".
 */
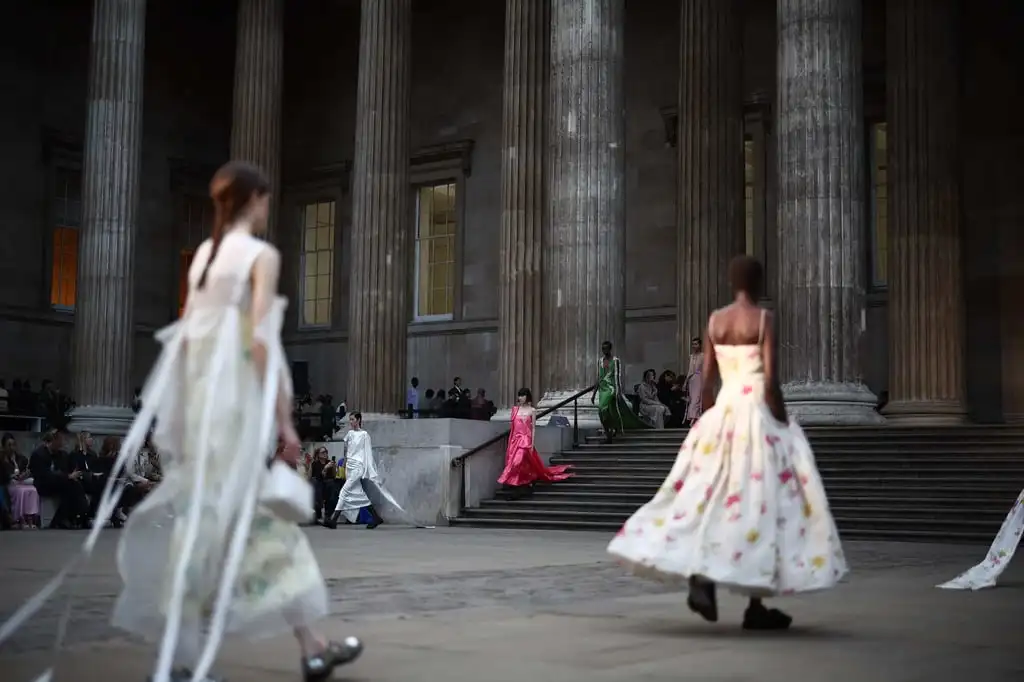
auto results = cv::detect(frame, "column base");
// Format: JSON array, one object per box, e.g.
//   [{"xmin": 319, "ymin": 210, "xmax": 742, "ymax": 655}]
[
  {"xmin": 69, "ymin": 405, "xmax": 137, "ymax": 436},
  {"xmin": 782, "ymin": 382, "xmax": 885, "ymax": 426},
  {"xmin": 537, "ymin": 389, "xmax": 602, "ymax": 429},
  {"xmin": 881, "ymin": 399, "xmax": 967, "ymax": 426}
]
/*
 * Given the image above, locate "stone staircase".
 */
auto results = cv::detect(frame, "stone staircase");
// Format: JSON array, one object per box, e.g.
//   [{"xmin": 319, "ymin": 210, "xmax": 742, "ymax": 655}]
[{"xmin": 452, "ymin": 426, "xmax": 1024, "ymax": 543}]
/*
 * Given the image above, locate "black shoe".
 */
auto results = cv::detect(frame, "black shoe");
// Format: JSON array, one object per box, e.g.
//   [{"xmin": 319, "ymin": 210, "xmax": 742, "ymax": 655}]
[
  {"xmin": 742, "ymin": 602, "xmax": 792, "ymax": 630},
  {"xmin": 302, "ymin": 637, "xmax": 363, "ymax": 682},
  {"xmin": 686, "ymin": 575, "xmax": 718, "ymax": 623},
  {"xmin": 366, "ymin": 506, "xmax": 382, "ymax": 529},
  {"xmin": 324, "ymin": 511, "xmax": 340, "ymax": 530}
]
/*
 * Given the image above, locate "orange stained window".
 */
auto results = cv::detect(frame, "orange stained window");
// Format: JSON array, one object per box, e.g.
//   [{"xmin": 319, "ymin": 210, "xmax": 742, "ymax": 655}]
[{"xmin": 50, "ymin": 226, "xmax": 78, "ymax": 308}]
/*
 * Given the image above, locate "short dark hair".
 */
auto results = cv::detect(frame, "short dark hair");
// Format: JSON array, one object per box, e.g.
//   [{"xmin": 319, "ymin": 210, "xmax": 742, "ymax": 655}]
[
  {"xmin": 517, "ymin": 387, "xmax": 533, "ymax": 404},
  {"xmin": 454, "ymin": 376, "xmax": 461, "ymax": 383},
  {"xmin": 728, "ymin": 255, "xmax": 764, "ymax": 300},
  {"xmin": 601, "ymin": 340, "xmax": 612, "ymax": 347},
  {"xmin": 351, "ymin": 411, "xmax": 363, "ymax": 425},
  {"xmin": 411, "ymin": 377, "xmax": 419, "ymax": 386}
]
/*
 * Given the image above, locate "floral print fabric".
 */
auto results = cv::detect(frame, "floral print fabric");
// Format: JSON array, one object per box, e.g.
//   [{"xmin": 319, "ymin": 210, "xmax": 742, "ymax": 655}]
[
  {"xmin": 937, "ymin": 489, "xmax": 1024, "ymax": 590},
  {"xmin": 607, "ymin": 344, "xmax": 848, "ymax": 596}
]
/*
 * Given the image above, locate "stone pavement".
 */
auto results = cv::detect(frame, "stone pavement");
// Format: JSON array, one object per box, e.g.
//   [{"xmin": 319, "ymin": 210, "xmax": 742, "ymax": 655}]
[{"xmin": 1, "ymin": 526, "xmax": 1022, "ymax": 682}]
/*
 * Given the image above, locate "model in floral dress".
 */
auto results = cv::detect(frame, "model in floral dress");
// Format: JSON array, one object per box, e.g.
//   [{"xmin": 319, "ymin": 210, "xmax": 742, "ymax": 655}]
[
  {"xmin": 937, "ymin": 489, "xmax": 1024, "ymax": 590},
  {"xmin": 607, "ymin": 255, "xmax": 848, "ymax": 630}
]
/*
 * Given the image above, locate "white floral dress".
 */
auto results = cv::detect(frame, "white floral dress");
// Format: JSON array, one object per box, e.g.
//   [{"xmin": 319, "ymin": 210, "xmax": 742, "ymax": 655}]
[
  {"xmin": 937, "ymin": 489, "xmax": 1024, "ymax": 590},
  {"xmin": 607, "ymin": 342, "xmax": 849, "ymax": 596}
]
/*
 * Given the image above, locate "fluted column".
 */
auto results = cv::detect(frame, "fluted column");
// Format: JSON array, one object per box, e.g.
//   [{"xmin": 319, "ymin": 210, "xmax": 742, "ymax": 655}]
[
  {"xmin": 346, "ymin": 0, "xmax": 411, "ymax": 414},
  {"xmin": 776, "ymin": 0, "xmax": 881, "ymax": 424},
  {"xmin": 497, "ymin": 0, "xmax": 549, "ymax": 408},
  {"xmin": 884, "ymin": 0, "xmax": 965, "ymax": 424},
  {"xmin": 231, "ymin": 0, "xmax": 283, "ymax": 234},
  {"xmin": 676, "ymin": 0, "xmax": 745, "ymax": 367},
  {"xmin": 540, "ymin": 0, "xmax": 625, "ymax": 421},
  {"xmin": 71, "ymin": 0, "xmax": 147, "ymax": 434}
]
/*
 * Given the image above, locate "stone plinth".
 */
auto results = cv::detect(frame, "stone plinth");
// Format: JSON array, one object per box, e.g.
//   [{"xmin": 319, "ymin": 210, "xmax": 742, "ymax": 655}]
[
  {"xmin": 540, "ymin": 0, "xmax": 625, "ymax": 425},
  {"xmin": 346, "ymin": 0, "xmax": 412, "ymax": 414},
  {"xmin": 676, "ymin": 0, "xmax": 745, "ymax": 366},
  {"xmin": 71, "ymin": 0, "xmax": 147, "ymax": 435},
  {"xmin": 883, "ymin": 0, "xmax": 966, "ymax": 425},
  {"xmin": 497, "ymin": 0, "xmax": 549, "ymax": 407},
  {"xmin": 776, "ymin": 0, "xmax": 881, "ymax": 425}
]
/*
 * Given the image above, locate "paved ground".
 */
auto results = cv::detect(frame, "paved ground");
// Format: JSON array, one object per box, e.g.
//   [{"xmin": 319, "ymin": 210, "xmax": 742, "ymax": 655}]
[{"xmin": 1, "ymin": 526, "xmax": 1022, "ymax": 682}]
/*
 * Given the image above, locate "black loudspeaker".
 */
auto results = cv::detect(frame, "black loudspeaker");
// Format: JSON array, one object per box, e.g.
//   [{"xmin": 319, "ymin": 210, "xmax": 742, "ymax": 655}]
[{"xmin": 292, "ymin": 361, "xmax": 310, "ymax": 395}]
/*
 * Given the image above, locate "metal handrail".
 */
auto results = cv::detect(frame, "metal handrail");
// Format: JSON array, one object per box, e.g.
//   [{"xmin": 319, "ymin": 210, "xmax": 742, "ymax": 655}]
[{"xmin": 450, "ymin": 383, "xmax": 597, "ymax": 515}]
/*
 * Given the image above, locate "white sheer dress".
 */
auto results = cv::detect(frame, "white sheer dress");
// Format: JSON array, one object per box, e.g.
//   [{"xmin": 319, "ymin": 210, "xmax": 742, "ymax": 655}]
[{"xmin": 1, "ymin": 227, "xmax": 328, "ymax": 682}]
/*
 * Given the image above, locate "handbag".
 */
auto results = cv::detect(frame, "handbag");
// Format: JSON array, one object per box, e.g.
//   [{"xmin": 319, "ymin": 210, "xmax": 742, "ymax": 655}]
[{"xmin": 260, "ymin": 459, "xmax": 315, "ymax": 524}]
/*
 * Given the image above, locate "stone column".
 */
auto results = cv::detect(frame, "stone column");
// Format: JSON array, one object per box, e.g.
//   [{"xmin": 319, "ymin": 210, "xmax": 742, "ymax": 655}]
[
  {"xmin": 497, "ymin": 0, "xmax": 549, "ymax": 409},
  {"xmin": 540, "ymin": 0, "xmax": 625, "ymax": 423},
  {"xmin": 883, "ymin": 0, "xmax": 965, "ymax": 424},
  {"xmin": 676, "ymin": 0, "xmax": 745, "ymax": 367},
  {"xmin": 71, "ymin": 0, "xmax": 147, "ymax": 434},
  {"xmin": 776, "ymin": 0, "xmax": 881, "ymax": 424},
  {"xmin": 231, "ymin": 0, "xmax": 283, "ymax": 234},
  {"xmin": 346, "ymin": 0, "xmax": 412, "ymax": 415}
]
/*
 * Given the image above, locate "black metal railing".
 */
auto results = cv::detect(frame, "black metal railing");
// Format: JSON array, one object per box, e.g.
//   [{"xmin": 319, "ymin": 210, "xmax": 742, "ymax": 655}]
[{"xmin": 450, "ymin": 384, "xmax": 597, "ymax": 513}]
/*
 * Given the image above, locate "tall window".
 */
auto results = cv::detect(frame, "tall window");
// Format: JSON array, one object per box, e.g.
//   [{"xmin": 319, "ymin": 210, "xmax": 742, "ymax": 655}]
[
  {"xmin": 414, "ymin": 182, "xmax": 457, "ymax": 320},
  {"xmin": 178, "ymin": 196, "xmax": 213, "ymax": 316},
  {"xmin": 300, "ymin": 200, "xmax": 336, "ymax": 327},
  {"xmin": 744, "ymin": 137, "xmax": 756, "ymax": 257},
  {"xmin": 869, "ymin": 122, "xmax": 888, "ymax": 287},
  {"xmin": 50, "ymin": 168, "xmax": 82, "ymax": 309}
]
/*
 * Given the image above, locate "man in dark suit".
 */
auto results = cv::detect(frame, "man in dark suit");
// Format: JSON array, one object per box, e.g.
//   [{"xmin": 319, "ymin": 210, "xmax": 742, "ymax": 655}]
[{"xmin": 30, "ymin": 430, "xmax": 88, "ymax": 528}]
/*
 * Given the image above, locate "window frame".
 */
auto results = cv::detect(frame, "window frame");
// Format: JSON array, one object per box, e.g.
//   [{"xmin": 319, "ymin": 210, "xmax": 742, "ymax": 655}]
[
  {"xmin": 408, "ymin": 141, "xmax": 473, "ymax": 325},
  {"xmin": 412, "ymin": 180, "xmax": 459, "ymax": 323},
  {"xmin": 297, "ymin": 198, "xmax": 339, "ymax": 330},
  {"xmin": 282, "ymin": 163, "xmax": 349, "ymax": 335},
  {"xmin": 43, "ymin": 136, "xmax": 83, "ymax": 314}
]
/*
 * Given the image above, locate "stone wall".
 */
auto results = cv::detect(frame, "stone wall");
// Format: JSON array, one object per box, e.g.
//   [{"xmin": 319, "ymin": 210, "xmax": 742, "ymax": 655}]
[{"xmin": 0, "ymin": 0, "xmax": 1021, "ymax": 421}]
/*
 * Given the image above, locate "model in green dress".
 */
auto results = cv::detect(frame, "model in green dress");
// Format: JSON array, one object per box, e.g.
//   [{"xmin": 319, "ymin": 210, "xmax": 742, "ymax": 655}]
[{"xmin": 590, "ymin": 341, "xmax": 650, "ymax": 441}]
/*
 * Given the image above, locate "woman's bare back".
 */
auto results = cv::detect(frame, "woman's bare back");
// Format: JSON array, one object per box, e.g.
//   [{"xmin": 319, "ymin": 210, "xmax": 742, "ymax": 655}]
[{"xmin": 709, "ymin": 302, "xmax": 768, "ymax": 346}]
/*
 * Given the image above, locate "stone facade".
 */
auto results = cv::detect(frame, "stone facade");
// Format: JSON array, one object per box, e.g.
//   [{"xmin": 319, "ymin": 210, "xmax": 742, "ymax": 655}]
[{"xmin": 0, "ymin": 0, "xmax": 1021, "ymax": 425}]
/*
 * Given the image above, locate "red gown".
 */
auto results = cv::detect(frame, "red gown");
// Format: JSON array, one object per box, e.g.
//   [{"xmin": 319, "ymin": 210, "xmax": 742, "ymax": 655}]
[{"xmin": 497, "ymin": 406, "xmax": 574, "ymax": 486}]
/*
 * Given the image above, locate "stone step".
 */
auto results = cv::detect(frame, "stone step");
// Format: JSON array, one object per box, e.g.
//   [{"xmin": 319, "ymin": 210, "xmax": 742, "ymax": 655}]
[
  {"xmin": 527, "ymin": 489, "xmax": 1019, "ymax": 507},
  {"xmin": 449, "ymin": 515, "xmax": 995, "ymax": 543},
  {"xmin": 479, "ymin": 498, "xmax": 1010, "ymax": 521},
  {"xmin": 552, "ymin": 454, "xmax": 1024, "ymax": 466}
]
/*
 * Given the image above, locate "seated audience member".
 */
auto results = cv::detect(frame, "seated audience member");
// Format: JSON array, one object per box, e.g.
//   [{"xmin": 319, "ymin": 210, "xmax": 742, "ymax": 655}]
[
  {"xmin": 470, "ymin": 389, "xmax": 497, "ymax": 421},
  {"xmin": 30, "ymin": 430, "xmax": 88, "ymax": 529},
  {"xmin": 656, "ymin": 370, "xmax": 687, "ymax": 428},
  {"xmin": 637, "ymin": 369, "xmax": 671, "ymax": 429},
  {"xmin": 431, "ymin": 388, "xmax": 446, "ymax": 415},
  {"xmin": 70, "ymin": 431, "xmax": 107, "ymax": 523},
  {"xmin": 3, "ymin": 433, "xmax": 39, "ymax": 529},
  {"xmin": 421, "ymin": 389, "xmax": 436, "ymax": 417}
]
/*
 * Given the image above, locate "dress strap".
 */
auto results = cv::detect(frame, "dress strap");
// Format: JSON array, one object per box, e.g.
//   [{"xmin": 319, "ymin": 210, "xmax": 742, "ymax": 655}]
[{"xmin": 757, "ymin": 309, "xmax": 767, "ymax": 345}]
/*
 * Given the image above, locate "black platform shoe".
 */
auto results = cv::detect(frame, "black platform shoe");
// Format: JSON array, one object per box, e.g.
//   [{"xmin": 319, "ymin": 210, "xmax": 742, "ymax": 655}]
[
  {"xmin": 302, "ymin": 637, "xmax": 364, "ymax": 682},
  {"xmin": 742, "ymin": 602, "xmax": 792, "ymax": 630},
  {"xmin": 686, "ymin": 575, "xmax": 718, "ymax": 623},
  {"xmin": 366, "ymin": 506, "xmax": 383, "ymax": 529}
]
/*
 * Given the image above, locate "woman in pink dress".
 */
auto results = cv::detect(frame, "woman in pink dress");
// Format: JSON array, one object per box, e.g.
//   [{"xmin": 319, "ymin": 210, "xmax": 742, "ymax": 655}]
[
  {"xmin": 497, "ymin": 389, "xmax": 573, "ymax": 498},
  {"xmin": 3, "ymin": 433, "xmax": 39, "ymax": 529}
]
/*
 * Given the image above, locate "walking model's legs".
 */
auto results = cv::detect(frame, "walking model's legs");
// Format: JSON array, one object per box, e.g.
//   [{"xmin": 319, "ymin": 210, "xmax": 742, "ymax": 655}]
[{"xmin": 292, "ymin": 626, "xmax": 363, "ymax": 682}]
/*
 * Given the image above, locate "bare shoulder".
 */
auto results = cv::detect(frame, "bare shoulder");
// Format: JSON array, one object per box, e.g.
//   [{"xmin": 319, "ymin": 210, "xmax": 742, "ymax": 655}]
[{"xmin": 254, "ymin": 242, "xmax": 281, "ymax": 270}]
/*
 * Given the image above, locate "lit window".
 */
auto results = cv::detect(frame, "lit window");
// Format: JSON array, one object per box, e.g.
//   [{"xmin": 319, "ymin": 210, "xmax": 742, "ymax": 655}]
[
  {"xmin": 178, "ymin": 196, "xmax": 213, "ymax": 316},
  {"xmin": 414, "ymin": 183, "xmax": 456, "ymax": 320},
  {"xmin": 50, "ymin": 168, "xmax": 82, "ymax": 309},
  {"xmin": 300, "ymin": 200, "xmax": 335, "ymax": 327},
  {"xmin": 870, "ymin": 122, "xmax": 888, "ymax": 287},
  {"xmin": 744, "ymin": 137, "xmax": 756, "ymax": 257}
]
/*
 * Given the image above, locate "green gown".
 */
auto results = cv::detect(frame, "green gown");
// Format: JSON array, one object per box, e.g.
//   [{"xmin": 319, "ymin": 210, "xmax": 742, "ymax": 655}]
[{"xmin": 596, "ymin": 356, "xmax": 650, "ymax": 434}]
